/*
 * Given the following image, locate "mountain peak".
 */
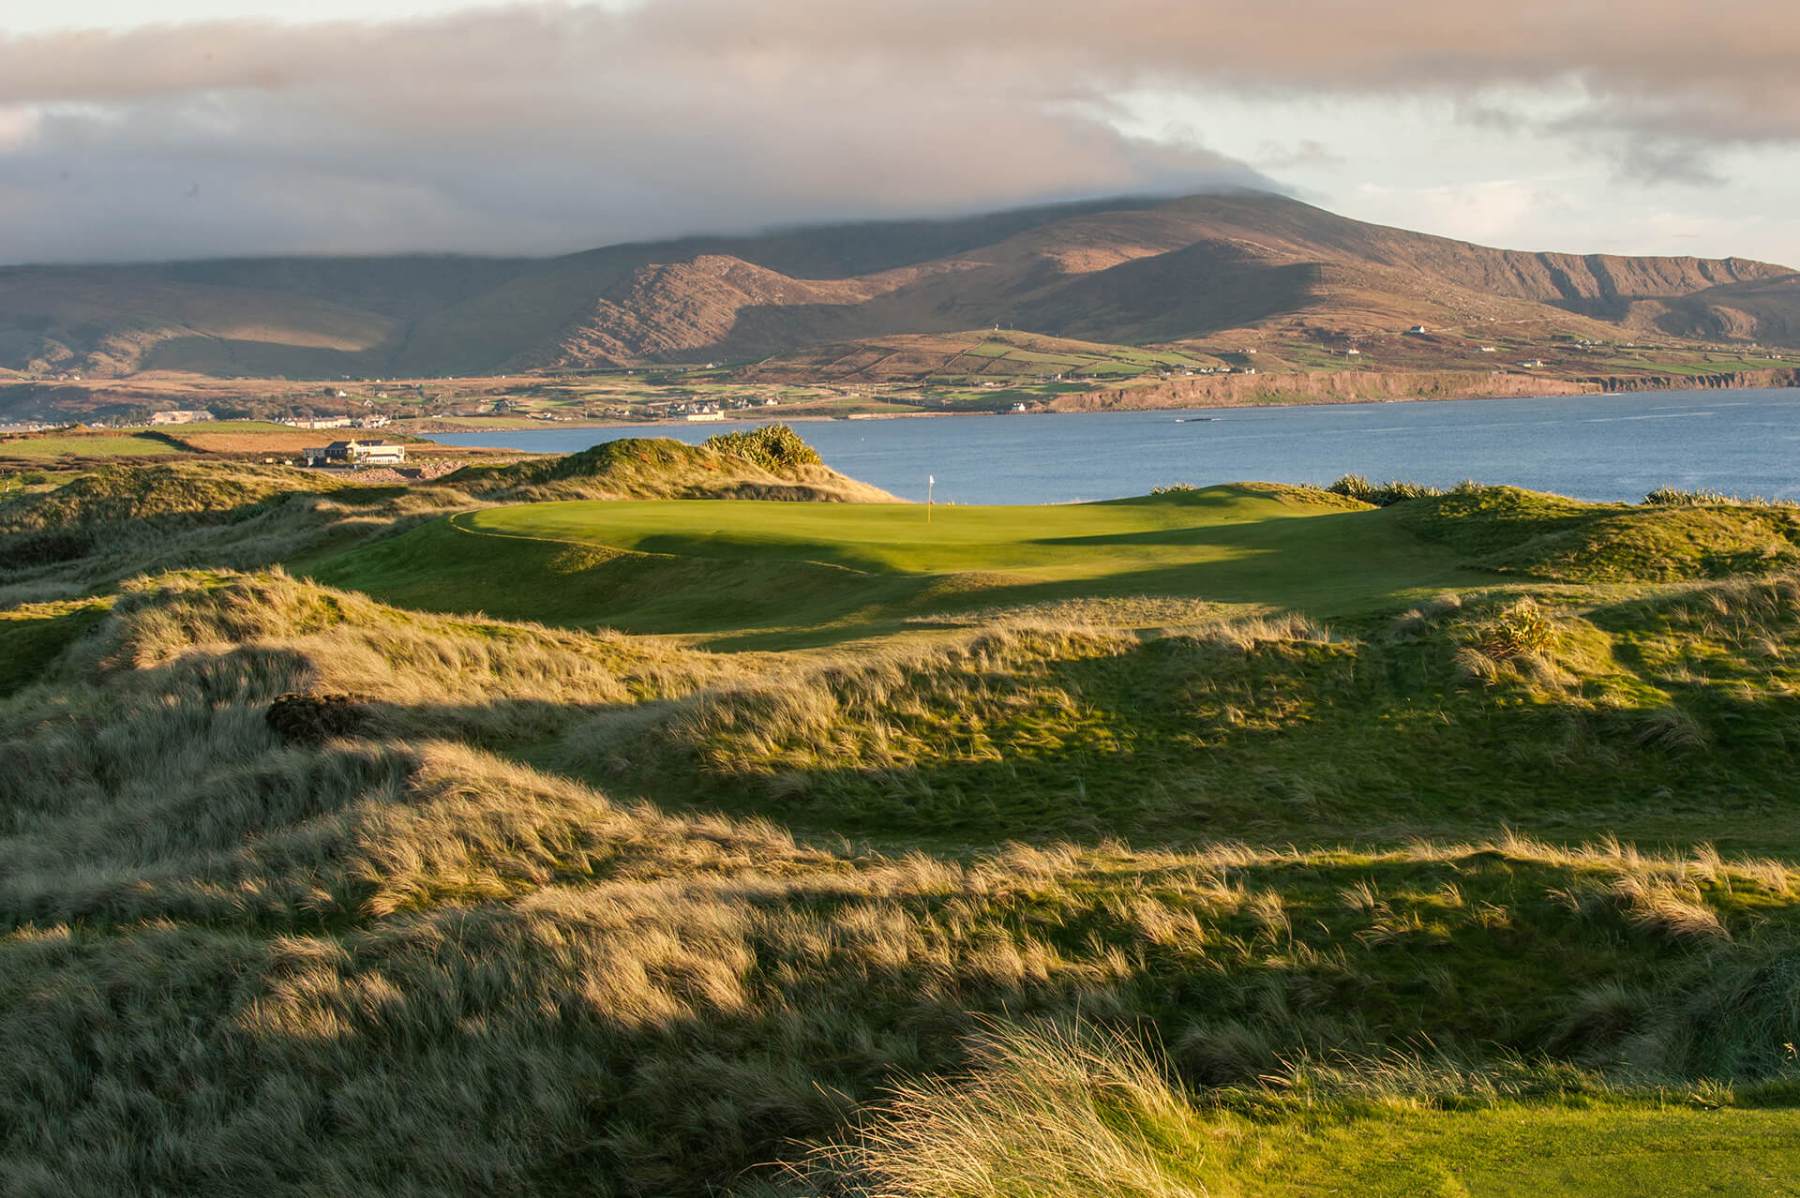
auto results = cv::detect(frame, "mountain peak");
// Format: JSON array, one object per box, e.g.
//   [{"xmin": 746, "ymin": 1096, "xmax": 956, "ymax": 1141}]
[{"xmin": 2, "ymin": 193, "xmax": 1794, "ymax": 379}]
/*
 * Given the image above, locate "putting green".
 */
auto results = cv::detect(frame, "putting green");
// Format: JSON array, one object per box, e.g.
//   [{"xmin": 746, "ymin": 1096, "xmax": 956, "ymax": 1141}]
[
  {"xmin": 461, "ymin": 487, "xmax": 1336, "ymax": 577},
  {"xmin": 313, "ymin": 485, "xmax": 1495, "ymax": 646}
]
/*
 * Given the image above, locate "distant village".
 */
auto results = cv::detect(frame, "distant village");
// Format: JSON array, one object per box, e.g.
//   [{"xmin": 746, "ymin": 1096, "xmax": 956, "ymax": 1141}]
[
  {"xmin": 145, "ymin": 409, "xmax": 394, "ymax": 430},
  {"xmin": 494, "ymin": 395, "xmax": 782, "ymax": 422},
  {"xmin": 7, "ymin": 327, "xmax": 1789, "ymax": 449}
]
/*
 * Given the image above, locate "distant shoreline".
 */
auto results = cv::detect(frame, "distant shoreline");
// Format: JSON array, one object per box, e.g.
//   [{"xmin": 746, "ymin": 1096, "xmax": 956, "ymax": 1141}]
[{"xmin": 405, "ymin": 374, "xmax": 1800, "ymax": 442}]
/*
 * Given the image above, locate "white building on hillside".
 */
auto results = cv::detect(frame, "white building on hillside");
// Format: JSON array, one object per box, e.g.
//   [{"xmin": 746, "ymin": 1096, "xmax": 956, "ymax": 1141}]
[{"xmin": 302, "ymin": 439, "xmax": 407, "ymax": 467}]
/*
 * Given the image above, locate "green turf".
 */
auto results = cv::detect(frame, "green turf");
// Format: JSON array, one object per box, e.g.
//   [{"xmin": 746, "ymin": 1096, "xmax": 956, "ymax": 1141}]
[
  {"xmin": 312, "ymin": 485, "xmax": 1496, "ymax": 646},
  {"xmin": 0, "ymin": 432, "xmax": 185, "ymax": 461},
  {"xmin": 1225, "ymin": 1098, "xmax": 1800, "ymax": 1196}
]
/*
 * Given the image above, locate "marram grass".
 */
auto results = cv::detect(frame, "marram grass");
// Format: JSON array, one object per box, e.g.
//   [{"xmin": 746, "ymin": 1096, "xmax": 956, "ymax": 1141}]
[{"xmin": 4, "ymin": 446, "xmax": 1800, "ymax": 1195}]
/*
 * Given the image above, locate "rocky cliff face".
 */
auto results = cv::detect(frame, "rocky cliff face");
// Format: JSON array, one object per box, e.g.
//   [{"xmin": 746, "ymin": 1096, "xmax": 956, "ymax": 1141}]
[
  {"xmin": 1583, "ymin": 368, "xmax": 1800, "ymax": 392},
  {"xmin": 1052, "ymin": 370, "xmax": 1599, "ymax": 412},
  {"xmin": 1053, "ymin": 365, "xmax": 1800, "ymax": 413}
]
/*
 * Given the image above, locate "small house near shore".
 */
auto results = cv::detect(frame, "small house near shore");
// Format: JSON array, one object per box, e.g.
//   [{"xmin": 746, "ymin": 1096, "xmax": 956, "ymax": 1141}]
[{"xmin": 302, "ymin": 439, "xmax": 406, "ymax": 467}]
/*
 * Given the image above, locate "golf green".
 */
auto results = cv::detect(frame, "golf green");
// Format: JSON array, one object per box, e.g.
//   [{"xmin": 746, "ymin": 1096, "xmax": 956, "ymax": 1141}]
[{"xmin": 313, "ymin": 485, "xmax": 1495, "ymax": 645}]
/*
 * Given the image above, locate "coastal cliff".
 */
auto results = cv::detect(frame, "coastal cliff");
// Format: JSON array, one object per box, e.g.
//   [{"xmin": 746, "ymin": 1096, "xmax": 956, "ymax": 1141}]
[{"xmin": 1052, "ymin": 367, "xmax": 1800, "ymax": 412}]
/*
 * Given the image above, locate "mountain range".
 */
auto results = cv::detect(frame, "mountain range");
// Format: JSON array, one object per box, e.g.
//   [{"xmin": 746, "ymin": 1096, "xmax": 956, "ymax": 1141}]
[{"xmin": 5, "ymin": 191, "xmax": 1799, "ymax": 380}]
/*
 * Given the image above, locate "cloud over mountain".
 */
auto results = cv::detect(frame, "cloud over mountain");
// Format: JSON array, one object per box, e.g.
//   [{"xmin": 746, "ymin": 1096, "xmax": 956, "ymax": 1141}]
[{"xmin": 0, "ymin": 1, "xmax": 1795, "ymax": 263}]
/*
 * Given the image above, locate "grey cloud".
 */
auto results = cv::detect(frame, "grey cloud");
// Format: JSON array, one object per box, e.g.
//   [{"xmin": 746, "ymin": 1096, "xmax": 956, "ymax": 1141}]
[
  {"xmin": 0, "ymin": 1, "xmax": 1795, "ymax": 262},
  {"xmin": 1255, "ymin": 139, "xmax": 1346, "ymax": 172}
]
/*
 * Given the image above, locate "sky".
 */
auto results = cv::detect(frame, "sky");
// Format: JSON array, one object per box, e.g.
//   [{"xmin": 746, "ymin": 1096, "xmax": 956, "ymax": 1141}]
[{"xmin": 2, "ymin": 0, "xmax": 1798, "ymax": 266}]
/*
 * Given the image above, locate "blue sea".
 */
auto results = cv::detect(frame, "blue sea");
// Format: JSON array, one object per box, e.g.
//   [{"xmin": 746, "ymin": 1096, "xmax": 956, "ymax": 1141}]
[{"xmin": 423, "ymin": 389, "xmax": 1800, "ymax": 505}]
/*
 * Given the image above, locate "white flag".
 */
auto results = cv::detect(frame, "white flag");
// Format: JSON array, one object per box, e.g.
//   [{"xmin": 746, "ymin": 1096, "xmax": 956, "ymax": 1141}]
[{"xmin": 928, "ymin": 475, "xmax": 935, "ymax": 485}]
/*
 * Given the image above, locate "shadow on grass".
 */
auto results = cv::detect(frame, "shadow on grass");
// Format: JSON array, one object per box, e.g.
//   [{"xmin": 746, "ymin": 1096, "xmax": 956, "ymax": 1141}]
[
  {"xmin": 546, "ymin": 631, "xmax": 1800, "ymax": 853},
  {"xmin": 312, "ymin": 508, "xmax": 1494, "ymax": 652},
  {"xmin": 0, "ymin": 602, "xmax": 107, "ymax": 696},
  {"xmin": 24, "ymin": 832, "xmax": 1777, "ymax": 1197}
]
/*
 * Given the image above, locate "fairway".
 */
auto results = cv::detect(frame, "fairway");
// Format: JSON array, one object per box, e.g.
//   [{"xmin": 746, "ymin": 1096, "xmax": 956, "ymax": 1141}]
[
  {"xmin": 320, "ymin": 485, "xmax": 1495, "ymax": 645},
  {"xmin": 460, "ymin": 487, "xmax": 1355, "ymax": 578}
]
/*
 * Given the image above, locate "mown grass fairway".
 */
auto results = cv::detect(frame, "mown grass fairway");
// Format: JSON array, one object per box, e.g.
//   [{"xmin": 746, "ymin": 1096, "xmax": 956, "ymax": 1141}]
[
  {"xmin": 318, "ymin": 485, "xmax": 1494, "ymax": 645},
  {"xmin": 461, "ymin": 488, "xmax": 1372, "ymax": 579}
]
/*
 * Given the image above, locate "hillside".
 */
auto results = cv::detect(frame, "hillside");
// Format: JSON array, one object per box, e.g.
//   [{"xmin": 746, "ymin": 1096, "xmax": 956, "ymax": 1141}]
[
  {"xmin": 4, "ymin": 192, "xmax": 1798, "ymax": 386},
  {"xmin": 447, "ymin": 427, "xmax": 897, "ymax": 503},
  {"xmin": 5, "ymin": 433, "xmax": 1800, "ymax": 1193}
]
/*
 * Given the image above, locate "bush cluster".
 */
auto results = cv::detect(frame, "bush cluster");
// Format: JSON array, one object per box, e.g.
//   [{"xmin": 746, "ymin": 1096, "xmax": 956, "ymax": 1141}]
[
  {"xmin": 266, "ymin": 691, "xmax": 370, "ymax": 744},
  {"xmin": 704, "ymin": 424, "xmax": 822, "ymax": 471},
  {"xmin": 1644, "ymin": 486, "xmax": 1738, "ymax": 507},
  {"xmin": 1473, "ymin": 598, "xmax": 1556, "ymax": 662},
  {"xmin": 1642, "ymin": 486, "xmax": 1800, "ymax": 509},
  {"xmin": 1326, "ymin": 473, "xmax": 1446, "ymax": 506},
  {"xmin": 0, "ymin": 529, "xmax": 94, "ymax": 569}
]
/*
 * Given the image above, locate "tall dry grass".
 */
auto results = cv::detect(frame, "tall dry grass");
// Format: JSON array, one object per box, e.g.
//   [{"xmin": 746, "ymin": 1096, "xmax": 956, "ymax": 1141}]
[
  {"xmin": 1, "ymin": 570, "xmax": 1799, "ymax": 1194},
  {"xmin": 787, "ymin": 1020, "xmax": 1216, "ymax": 1198}
]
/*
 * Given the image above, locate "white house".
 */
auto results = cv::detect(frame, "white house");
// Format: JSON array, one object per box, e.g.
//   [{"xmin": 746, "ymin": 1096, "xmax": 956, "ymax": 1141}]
[{"xmin": 303, "ymin": 439, "xmax": 407, "ymax": 467}]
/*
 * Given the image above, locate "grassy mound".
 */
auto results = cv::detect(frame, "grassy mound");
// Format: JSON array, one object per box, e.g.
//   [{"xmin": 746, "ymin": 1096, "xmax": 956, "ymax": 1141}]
[
  {"xmin": 1, "ymin": 566, "xmax": 1799, "ymax": 1194},
  {"xmin": 1398, "ymin": 485, "xmax": 1800, "ymax": 582},
  {"xmin": 448, "ymin": 429, "xmax": 895, "ymax": 504},
  {"xmin": 0, "ymin": 461, "xmax": 345, "ymax": 535},
  {"xmin": 569, "ymin": 582, "xmax": 1800, "ymax": 849},
  {"xmin": 9, "ymin": 443, "xmax": 1800, "ymax": 1194},
  {"xmin": 0, "ymin": 462, "xmax": 475, "ymax": 598}
]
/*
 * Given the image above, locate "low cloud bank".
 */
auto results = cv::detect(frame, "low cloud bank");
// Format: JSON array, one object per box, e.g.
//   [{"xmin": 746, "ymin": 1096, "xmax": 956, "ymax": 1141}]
[{"xmin": 0, "ymin": 1, "xmax": 1792, "ymax": 262}]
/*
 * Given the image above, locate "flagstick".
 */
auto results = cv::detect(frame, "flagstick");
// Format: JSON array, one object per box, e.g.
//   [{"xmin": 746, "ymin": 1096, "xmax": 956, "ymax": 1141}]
[{"xmin": 927, "ymin": 474, "xmax": 934, "ymax": 523}]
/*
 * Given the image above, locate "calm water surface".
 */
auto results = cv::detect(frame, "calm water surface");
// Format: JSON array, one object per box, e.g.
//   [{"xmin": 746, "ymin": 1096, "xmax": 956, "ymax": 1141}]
[{"xmin": 424, "ymin": 389, "xmax": 1800, "ymax": 505}]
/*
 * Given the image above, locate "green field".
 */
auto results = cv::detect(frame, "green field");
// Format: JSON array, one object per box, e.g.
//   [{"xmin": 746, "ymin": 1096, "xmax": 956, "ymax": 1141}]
[
  {"xmin": 314, "ymin": 485, "xmax": 1496, "ymax": 646},
  {"xmin": 0, "ymin": 430, "xmax": 185, "ymax": 461}
]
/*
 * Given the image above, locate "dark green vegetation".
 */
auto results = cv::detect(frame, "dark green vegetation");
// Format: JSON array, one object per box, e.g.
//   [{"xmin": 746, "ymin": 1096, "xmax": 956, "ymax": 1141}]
[
  {"xmin": 0, "ymin": 598, "xmax": 106, "ymax": 696},
  {"xmin": 3, "ymin": 435, "xmax": 1799, "ymax": 1195},
  {"xmin": 574, "ymin": 584, "xmax": 1800, "ymax": 855}
]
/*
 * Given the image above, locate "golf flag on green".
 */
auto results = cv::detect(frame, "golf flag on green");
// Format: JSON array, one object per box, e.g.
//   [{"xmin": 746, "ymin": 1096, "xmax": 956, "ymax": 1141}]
[{"xmin": 927, "ymin": 475, "xmax": 935, "ymax": 522}]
